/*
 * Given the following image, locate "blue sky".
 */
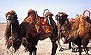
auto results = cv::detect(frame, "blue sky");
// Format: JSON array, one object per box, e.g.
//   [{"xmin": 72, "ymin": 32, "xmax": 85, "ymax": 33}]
[{"xmin": 0, "ymin": 0, "xmax": 91, "ymax": 23}]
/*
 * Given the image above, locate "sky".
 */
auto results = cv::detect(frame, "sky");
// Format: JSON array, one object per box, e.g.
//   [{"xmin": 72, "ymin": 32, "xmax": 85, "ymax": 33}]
[{"xmin": 0, "ymin": 0, "xmax": 91, "ymax": 23}]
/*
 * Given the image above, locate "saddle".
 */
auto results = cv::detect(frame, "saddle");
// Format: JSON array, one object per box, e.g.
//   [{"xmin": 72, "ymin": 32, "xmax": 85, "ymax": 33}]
[
  {"xmin": 35, "ymin": 16, "xmax": 51, "ymax": 34},
  {"xmin": 68, "ymin": 10, "xmax": 90, "ymax": 41},
  {"xmin": 69, "ymin": 18, "xmax": 75, "ymax": 23}
]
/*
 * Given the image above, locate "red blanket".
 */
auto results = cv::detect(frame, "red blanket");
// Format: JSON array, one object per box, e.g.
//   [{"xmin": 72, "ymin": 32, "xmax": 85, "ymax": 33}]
[
  {"xmin": 69, "ymin": 18, "xmax": 75, "ymax": 23},
  {"xmin": 35, "ymin": 17, "xmax": 51, "ymax": 34}
]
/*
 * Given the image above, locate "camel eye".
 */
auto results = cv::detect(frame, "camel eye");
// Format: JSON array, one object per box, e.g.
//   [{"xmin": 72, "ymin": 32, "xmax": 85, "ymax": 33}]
[
  {"xmin": 28, "ymin": 18, "xmax": 30, "ymax": 19},
  {"xmin": 7, "ymin": 15, "xmax": 11, "ymax": 18},
  {"xmin": 60, "ymin": 14, "xmax": 63, "ymax": 16},
  {"xmin": 6, "ymin": 15, "xmax": 11, "ymax": 20}
]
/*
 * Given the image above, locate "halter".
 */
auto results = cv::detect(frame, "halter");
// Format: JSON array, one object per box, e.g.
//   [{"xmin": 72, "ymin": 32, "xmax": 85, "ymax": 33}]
[
  {"xmin": 43, "ymin": 9, "xmax": 53, "ymax": 26},
  {"xmin": 6, "ymin": 13, "xmax": 17, "ymax": 55}
]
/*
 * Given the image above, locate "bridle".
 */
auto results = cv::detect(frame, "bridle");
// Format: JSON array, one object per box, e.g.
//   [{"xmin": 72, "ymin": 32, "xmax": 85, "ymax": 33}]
[
  {"xmin": 6, "ymin": 14, "xmax": 16, "ymax": 55},
  {"xmin": 6, "ymin": 14, "xmax": 18, "ymax": 26}
]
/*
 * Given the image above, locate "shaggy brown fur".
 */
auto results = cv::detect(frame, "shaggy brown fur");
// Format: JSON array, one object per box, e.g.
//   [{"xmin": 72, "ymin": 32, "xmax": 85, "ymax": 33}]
[
  {"xmin": 21, "ymin": 9, "xmax": 58, "ymax": 55},
  {"xmin": 55, "ymin": 10, "xmax": 90, "ymax": 55},
  {"xmin": 5, "ymin": 10, "xmax": 22, "ymax": 52}
]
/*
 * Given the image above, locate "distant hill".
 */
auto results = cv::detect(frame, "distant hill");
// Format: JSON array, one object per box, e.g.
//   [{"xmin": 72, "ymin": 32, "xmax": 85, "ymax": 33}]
[{"xmin": 0, "ymin": 22, "xmax": 6, "ymax": 24}]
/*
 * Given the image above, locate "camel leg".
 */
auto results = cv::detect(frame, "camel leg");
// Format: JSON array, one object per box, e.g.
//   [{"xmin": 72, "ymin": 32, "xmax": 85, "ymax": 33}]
[
  {"xmin": 24, "ymin": 41, "xmax": 36, "ymax": 55},
  {"xmin": 6, "ymin": 39, "xmax": 12, "ymax": 49},
  {"xmin": 57, "ymin": 30, "xmax": 64, "ymax": 51},
  {"xmin": 31, "ymin": 38, "xmax": 38, "ymax": 55},
  {"xmin": 82, "ymin": 39, "xmax": 89, "ymax": 55},
  {"xmin": 13, "ymin": 39, "xmax": 22, "ymax": 52},
  {"xmin": 81, "ymin": 36, "xmax": 89, "ymax": 55},
  {"xmin": 84, "ymin": 47, "xmax": 89, "ymax": 55},
  {"xmin": 78, "ymin": 45, "xmax": 82, "ymax": 55},
  {"xmin": 27, "ymin": 44, "xmax": 37, "ymax": 55},
  {"xmin": 71, "ymin": 43, "xmax": 78, "ymax": 52},
  {"xmin": 26, "ymin": 43, "xmax": 32, "ymax": 55},
  {"xmin": 51, "ymin": 41, "xmax": 58, "ymax": 55},
  {"xmin": 69, "ymin": 42, "xmax": 71, "ymax": 49},
  {"xmin": 57, "ymin": 38, "xmax": 64, "ymax": 51},
  {"xmin": 32, "ymin": 46, "xmax": 37, "ymax": 55},
  {"xmin": 49, "ymin": 36, "xmax": 58, "ymax": 55}
]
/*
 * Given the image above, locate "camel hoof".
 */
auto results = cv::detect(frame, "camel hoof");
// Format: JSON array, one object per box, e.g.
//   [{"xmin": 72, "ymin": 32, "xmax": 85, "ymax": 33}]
[
  {"xmin": 72, "ymin": 47, "xmax": 78, "ymax": 52},
  {"xmin": 59, "ymin": 47, "xmax": 64, "ymax": 52}
]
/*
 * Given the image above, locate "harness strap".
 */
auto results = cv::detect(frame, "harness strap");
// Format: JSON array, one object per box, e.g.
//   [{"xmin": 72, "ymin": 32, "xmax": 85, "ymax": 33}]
[{"xmin": 83, "ymin": 10, "xmax": 90, "ymax": 18}]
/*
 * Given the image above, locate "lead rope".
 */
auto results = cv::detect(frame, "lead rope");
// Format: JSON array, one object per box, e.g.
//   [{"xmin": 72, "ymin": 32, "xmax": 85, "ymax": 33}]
[
  {"xmin": 55, "ymin": 14, "xmax": 62, "ymax": 51},
  {"xmin": 10, "ymin": 24, "xmax": 14, "ymax": 55}
]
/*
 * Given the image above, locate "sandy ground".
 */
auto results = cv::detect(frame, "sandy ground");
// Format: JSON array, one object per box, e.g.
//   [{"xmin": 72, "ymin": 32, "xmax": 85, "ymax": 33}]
[{"xmin": 0, "ymin": 23, "xmax": 91, "ymax": 55}]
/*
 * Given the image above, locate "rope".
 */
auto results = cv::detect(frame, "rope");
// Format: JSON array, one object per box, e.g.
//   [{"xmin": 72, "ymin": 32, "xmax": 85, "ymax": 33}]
[
  {"xmin": 34, "ymin": 10, "xmax": 38, "ymax": 19},
  {"xmin": 10, "ymin": 24, "xmax": 14, "ymax": 55},
  {"xmin": 43, "ymin": 9, "xmax": 49, "ymax": 17}
]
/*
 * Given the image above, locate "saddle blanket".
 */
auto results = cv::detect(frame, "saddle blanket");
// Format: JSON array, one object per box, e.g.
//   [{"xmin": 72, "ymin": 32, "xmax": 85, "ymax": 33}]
[
  {"xmin": 69, "ymin": 18, "xmax": 75, "ymax": 23},
  {"xmin": 35, "ymin": 17, "xmax": 51, "ymax": 34}
]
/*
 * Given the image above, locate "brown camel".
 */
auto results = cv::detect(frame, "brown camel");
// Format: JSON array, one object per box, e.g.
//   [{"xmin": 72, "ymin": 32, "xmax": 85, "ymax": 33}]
[
  {"xmin": 55, "ymin": 10, "xmax": 90, "ymax": 55},
  {"xmin": 20, "ymin": 9, "xmax": 58, "ymax": 55}
]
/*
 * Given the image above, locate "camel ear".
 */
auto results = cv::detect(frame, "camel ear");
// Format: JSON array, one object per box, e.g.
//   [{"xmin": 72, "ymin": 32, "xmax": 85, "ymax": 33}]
[
  {"xmin": 64, "ymin": 14, "xmax": 68, "ymax": 18},
  {"xmin": 63, "ymin": 14, "xmax": 68, "ymax": 19},
  {"xmin": 66, "ymin": 15, "xmax": 68, "ymax": 17},
  {"xmin": 51, "ymin": 14, "xmax": 54, "ymax": 16},
  {"xmin": 63, "ymin": 13, "xmax": 68, "ymax": 18}
]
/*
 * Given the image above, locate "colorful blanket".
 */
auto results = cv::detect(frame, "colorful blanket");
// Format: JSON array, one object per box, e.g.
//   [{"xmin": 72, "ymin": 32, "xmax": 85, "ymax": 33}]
[{"xmin": 35, "ymin": 17, "xmax": 51, "ymax": 34}]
